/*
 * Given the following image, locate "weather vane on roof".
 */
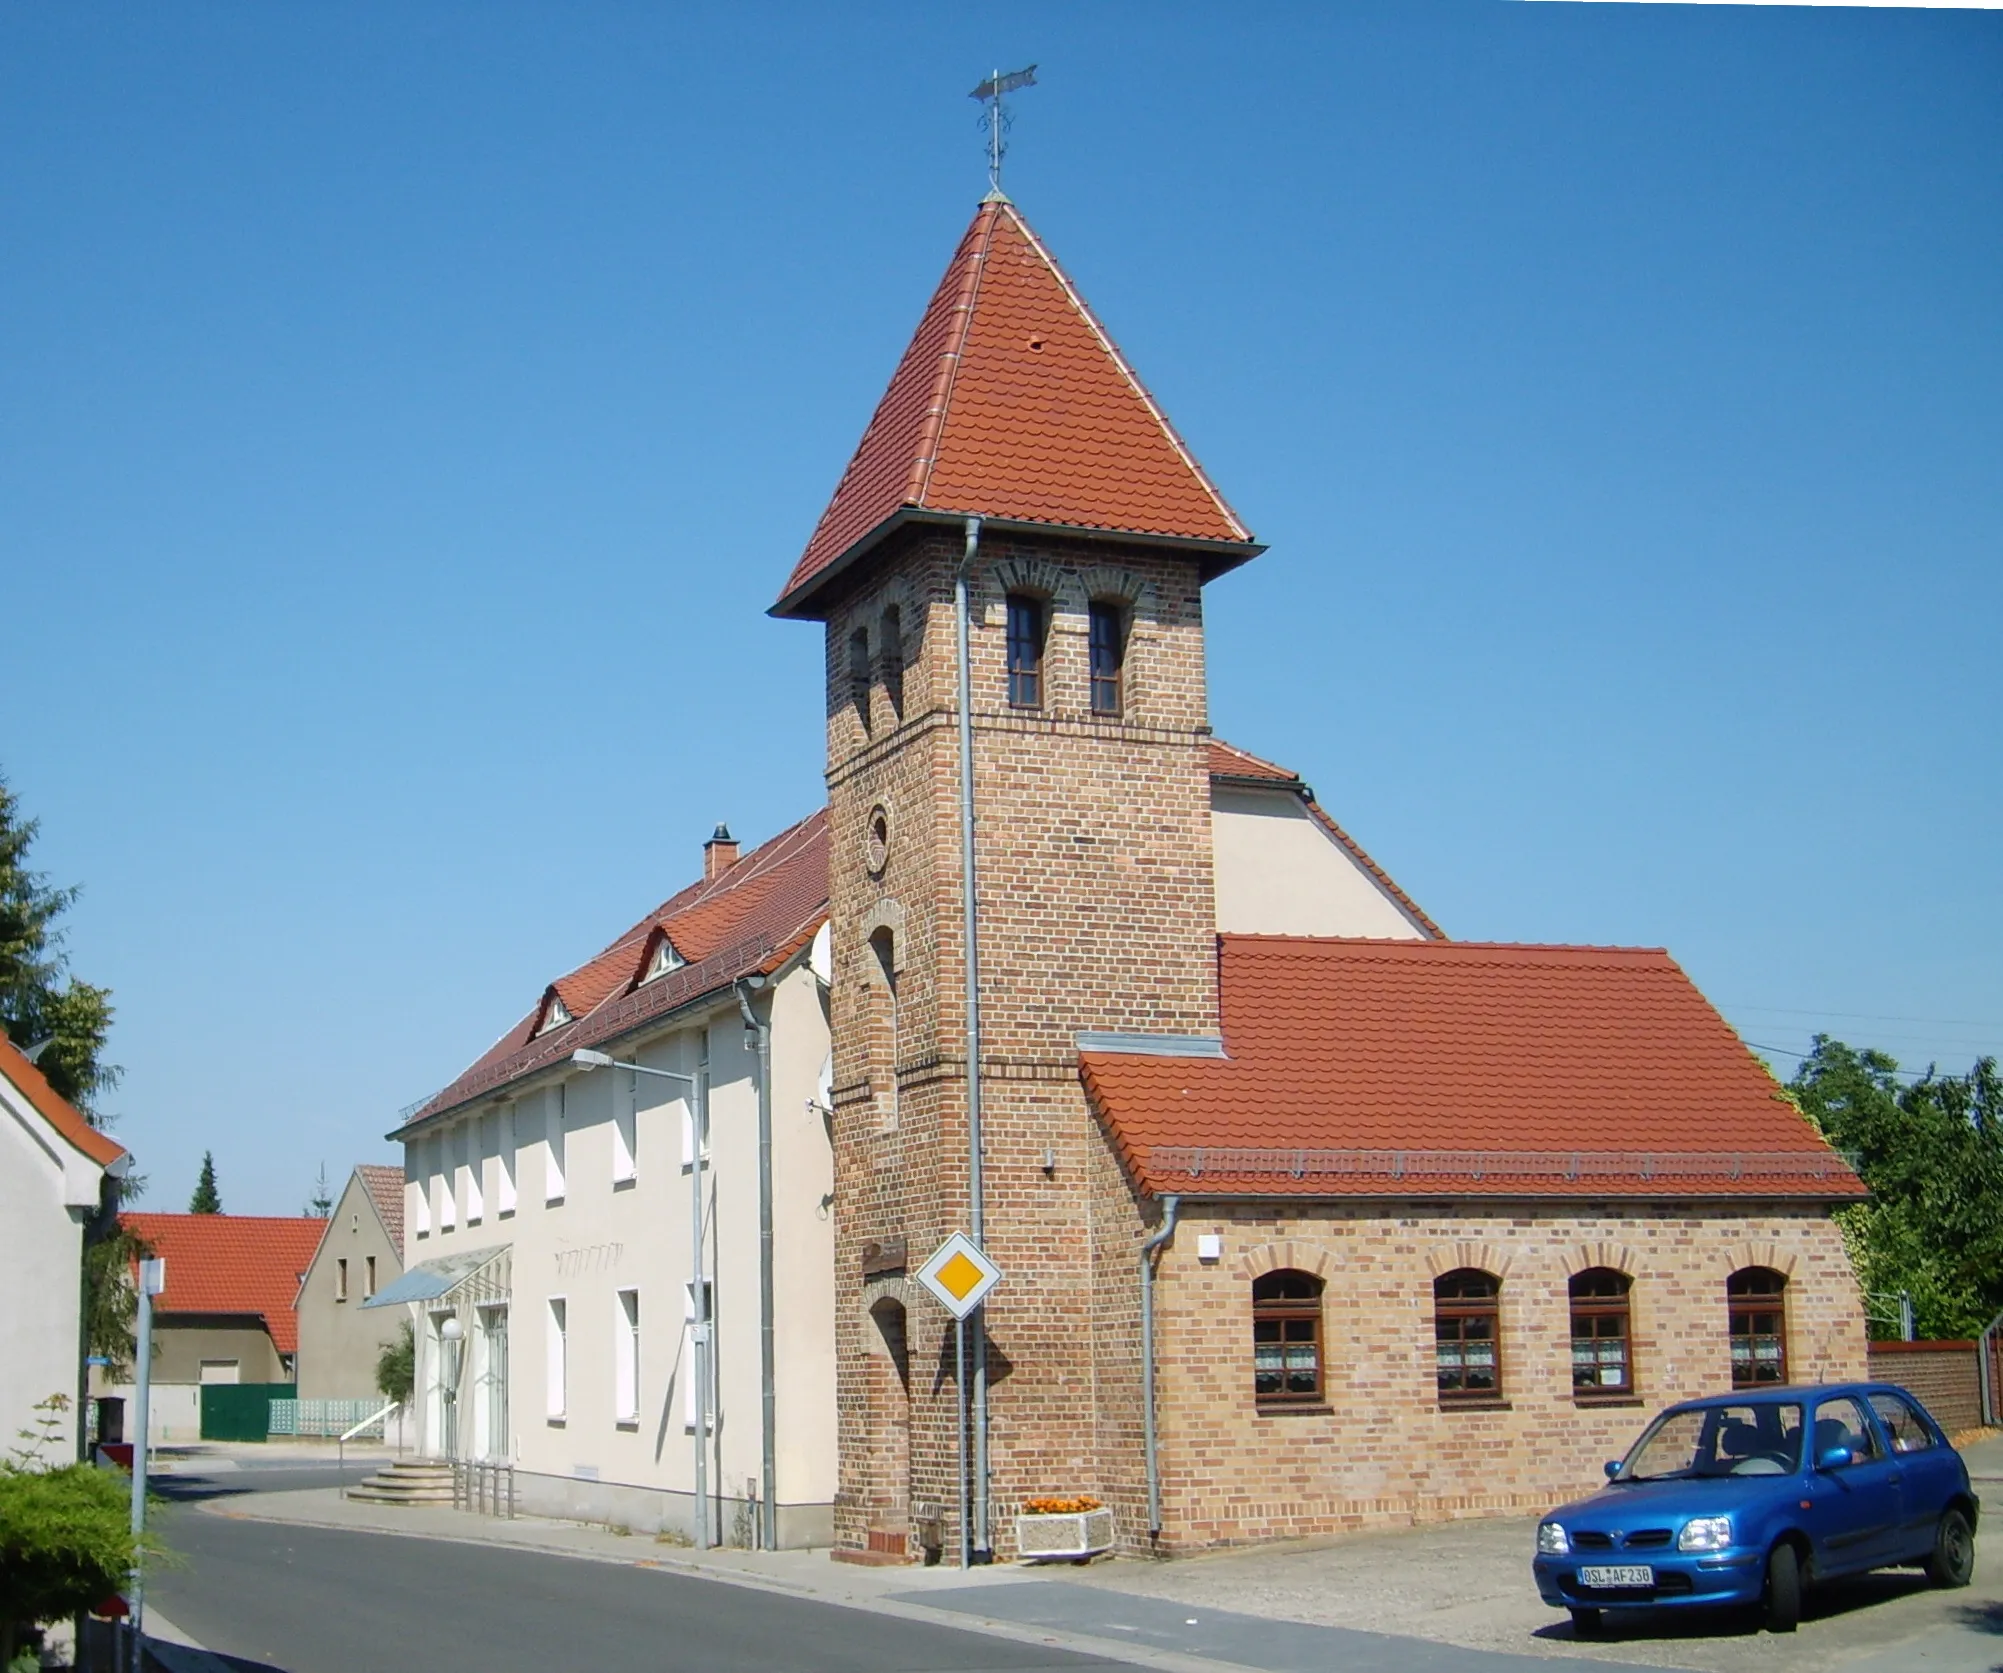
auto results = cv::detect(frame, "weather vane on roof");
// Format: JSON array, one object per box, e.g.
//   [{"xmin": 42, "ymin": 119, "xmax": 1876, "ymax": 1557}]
[{"xmin": 970, "ymin": 64, "xmax": 1037, "ymax": 198}]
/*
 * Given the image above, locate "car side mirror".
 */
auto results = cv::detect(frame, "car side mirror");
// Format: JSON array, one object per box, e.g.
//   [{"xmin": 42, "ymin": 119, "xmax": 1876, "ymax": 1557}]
[
  {"xmin": 1604, "ymin": 1460, "xmax": 1622, "ymax": 1481},
  {"xmin": 1817, "ymin": 1446, "xmax": 1853, "ymax": 1471}
]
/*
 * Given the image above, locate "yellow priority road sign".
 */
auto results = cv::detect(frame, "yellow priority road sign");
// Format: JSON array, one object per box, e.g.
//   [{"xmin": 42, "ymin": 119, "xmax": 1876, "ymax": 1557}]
[{"xmin": 916, "ymin": 1231, "xmax": 1002, "ymax": 1320}]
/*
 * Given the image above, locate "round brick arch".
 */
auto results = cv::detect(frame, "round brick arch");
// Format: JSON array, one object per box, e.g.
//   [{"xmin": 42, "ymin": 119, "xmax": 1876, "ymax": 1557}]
[
  {"xmin": 1561, "ymin": 1241, "xmax": 1639, "ymax": 1280},
  {"xmin": 1422, "ymin": 1241, "xmax": 1516, "ymax": 1282},
  {"xmin": 1231, "ymin": 1241, "xmax": 1335, "ymax": 1283},
  {"xmin": 1718, "ymin": 1240, "xmax": 1797, "ymax": 1282}
]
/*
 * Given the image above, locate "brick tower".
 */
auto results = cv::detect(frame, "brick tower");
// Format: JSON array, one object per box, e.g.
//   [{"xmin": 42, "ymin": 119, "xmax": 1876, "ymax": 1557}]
[{"xmin": 771, "ymin": 195, "xmax": 1261, "ymax": 1561}]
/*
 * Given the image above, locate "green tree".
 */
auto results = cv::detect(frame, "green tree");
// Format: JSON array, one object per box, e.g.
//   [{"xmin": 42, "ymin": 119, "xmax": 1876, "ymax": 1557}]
[
  {"xmin": 1792, "ymin": 1037, "xmax": 2003, "ymax": 1339},
  {"xmin": 189, "ymin": 1151, "xmax": 222, "ymax": 1215},
  {"xmin": 0, "ymin": 776, "xmax": 119, "ymax": 1117},
  {"xmin": 376, "ymin": 1320, "xmax": 415, "ymax": 1404},
  {"xmin": 0, "ymin": 1398, "xmax": 153, "ymax": 1668}
]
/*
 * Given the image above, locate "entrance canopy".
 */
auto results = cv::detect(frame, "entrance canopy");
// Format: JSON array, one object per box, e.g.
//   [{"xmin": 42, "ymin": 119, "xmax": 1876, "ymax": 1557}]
[{"xmin": 363, "ymin": 1244, "xmax": 508, "ymax": 1309}]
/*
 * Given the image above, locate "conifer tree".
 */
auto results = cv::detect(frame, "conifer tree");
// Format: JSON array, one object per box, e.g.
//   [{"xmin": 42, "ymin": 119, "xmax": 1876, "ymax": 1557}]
[{"xmin": 189, "ymin": 1151, "xmax": 222, "ymax": 1215}]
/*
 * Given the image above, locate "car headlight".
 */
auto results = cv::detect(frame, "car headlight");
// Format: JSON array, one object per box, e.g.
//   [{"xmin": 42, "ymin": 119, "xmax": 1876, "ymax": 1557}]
[
  {"xmin": 1678, "ymin": 1515, "xmax": 1733, "ymax": 1552},
  {"xmin": 1537, "ymin": 1522, "xmax": 1570, "ymax": 1555}
]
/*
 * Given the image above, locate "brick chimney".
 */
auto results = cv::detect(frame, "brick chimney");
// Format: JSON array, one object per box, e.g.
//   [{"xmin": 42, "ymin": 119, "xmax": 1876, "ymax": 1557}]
[{"xmin": 703, "ymin": 823, "xmax": 739, "ymax": 881}]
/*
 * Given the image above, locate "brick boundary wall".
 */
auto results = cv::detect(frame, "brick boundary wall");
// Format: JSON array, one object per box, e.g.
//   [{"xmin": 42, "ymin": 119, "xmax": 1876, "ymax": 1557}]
[{"xmin": 1865, "ymin": 1339, "xmax": 1990, "ymax": 1436}]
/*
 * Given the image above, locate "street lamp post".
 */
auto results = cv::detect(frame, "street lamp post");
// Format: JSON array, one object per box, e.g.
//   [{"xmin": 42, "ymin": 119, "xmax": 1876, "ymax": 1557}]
[
  {"xmin": 569, "ymin": 1048, "xmax": 711, "ymax": 1547},
  {"xmin": 129, "ymin": 1256, "xmax": 165, "ymax": 1673},
  {"xmin": 439, "ymin": 1315, "xmax": 464, "ymax": 1460}
]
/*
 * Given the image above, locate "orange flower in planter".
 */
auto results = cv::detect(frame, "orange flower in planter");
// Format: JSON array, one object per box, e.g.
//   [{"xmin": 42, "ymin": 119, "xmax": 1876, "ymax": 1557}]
[{"xmin": 1023, "ymin": 1495, "xmax": 1102, "ymax": 1515}]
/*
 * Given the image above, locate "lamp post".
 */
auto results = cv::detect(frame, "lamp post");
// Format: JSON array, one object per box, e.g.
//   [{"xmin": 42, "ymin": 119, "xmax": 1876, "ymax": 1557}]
[
  {"xmin": 439, "ymin": 1315, "xmax": 463, "ymax": 1460},
  {"xmin": 129, "ymin": 1256, "xmax": 165, "ymax": 1673},
  {"xmin": 570, "ymin": 1047, "xmax": 712, "ymax": 1547}
]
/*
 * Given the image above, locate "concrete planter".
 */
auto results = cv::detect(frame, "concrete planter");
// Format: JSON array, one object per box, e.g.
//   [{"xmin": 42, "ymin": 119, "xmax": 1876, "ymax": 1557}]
[{"xmin": 1015, "ymin": 1506, "xmax": 1115, "ymax": 1561}]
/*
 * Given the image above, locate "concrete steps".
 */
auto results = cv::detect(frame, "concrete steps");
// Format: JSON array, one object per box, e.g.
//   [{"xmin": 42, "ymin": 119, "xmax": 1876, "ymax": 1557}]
[{"xmin": 346, "ymin": 1459, "xmax": 456, "ymax": 1506}]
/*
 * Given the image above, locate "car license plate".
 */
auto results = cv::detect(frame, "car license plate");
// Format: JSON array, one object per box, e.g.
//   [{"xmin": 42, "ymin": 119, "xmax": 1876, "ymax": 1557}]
[{"xmin": 1579, "ymin": 1565, "xmax": 1654, "ymax": 1589}]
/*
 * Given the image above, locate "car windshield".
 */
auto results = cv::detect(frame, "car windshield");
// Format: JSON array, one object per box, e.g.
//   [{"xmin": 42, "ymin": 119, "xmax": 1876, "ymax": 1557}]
[{"xmin": 1618, "ymin": 1402, "xmax": 1805, "ymax": 1481}]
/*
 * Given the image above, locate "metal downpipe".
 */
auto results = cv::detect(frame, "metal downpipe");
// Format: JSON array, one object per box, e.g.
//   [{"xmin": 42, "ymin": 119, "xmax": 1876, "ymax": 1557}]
[
  {"xmin": 1140, "ymin": 1194, "xmax": 1182, "ymax": 1538},
  {"xmin": 737, "ymin": 975, "xmax": 778, "ymax": 1551},
  {"xmin": 955, "ymin": 514, "xmax": 992, "ymax": 1560}
]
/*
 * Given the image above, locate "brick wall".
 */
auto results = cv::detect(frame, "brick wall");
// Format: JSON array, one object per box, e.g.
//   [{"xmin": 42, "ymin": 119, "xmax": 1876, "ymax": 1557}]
[
  {"xmin": 1148, "ymin": 1200, "xmax": 1867, "ymax": 1552},
  {"xmin": 1866, "ymin": 1340, "xmax": 1986, "ymax": 1436},
  {"xmin": 821, "ymin": 526, "xmax": 1222, "ymax": 1562}
]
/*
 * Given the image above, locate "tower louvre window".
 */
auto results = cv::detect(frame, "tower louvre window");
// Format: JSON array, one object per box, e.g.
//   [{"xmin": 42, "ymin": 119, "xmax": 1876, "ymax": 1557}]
[
  {"xmin": 1088, "ymin": 600, "xmax": 1126, "ymax": 716},
  {"xmin": 1005, "ymin": 594, "xmax": 1046, "ymax": 708},
  {"xmin": 848, "ymin": 626, "xmax": 872, "ymax": 727},
  {"xmin": 880, "ymin": 605, "xmax": 904, "ymax": 718}
]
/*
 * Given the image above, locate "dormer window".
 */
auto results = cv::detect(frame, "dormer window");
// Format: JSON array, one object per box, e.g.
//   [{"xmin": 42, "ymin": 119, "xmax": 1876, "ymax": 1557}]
[
  {"xmin": 643, "ymin": 937, "xmax": 685, "ymax": 984},
  {"xmin": 537, "ymin": 994, "xmax": 573, "ymax": 1035}
]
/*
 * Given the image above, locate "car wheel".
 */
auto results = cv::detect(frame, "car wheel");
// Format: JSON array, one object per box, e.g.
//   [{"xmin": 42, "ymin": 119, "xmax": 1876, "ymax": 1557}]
[
  {"xmin": 1568, "ymin": 1607, "xmax": 1603, "ymax": 1636},
  {"xmin": 1763, "ymin": 1542, "xmax": 1801, "ymax": 1634},
  {"xmin": 1925, "ymin": 1508, "xmax": 1975, "ymax": 1589}
]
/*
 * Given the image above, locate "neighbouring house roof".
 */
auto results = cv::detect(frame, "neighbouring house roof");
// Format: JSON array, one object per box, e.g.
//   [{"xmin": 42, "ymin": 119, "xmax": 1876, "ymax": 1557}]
[
  {"xmin": 121, "ymin": 1213, "xmax": 328, "ymax": 1355},
  {"xmin": 355, "ymin": 1163, "xmax": 405, "ymax": 1252},
  {"xmin": 394, "ymin": 810, "xmax": 831, "ymax": 1136},
  {"xmin": 1082, "ymin": 936, "xmax": 1863, "ymax": 1201},
  {"xmin": 0, "ymin": 1027, "xmax": 126, "ymax": 1169},
  {"xmin": 773, "ymin": 197, "xmax": 1260, "ymax": 619},
  {"xmin": 1206, "ymin": 742, "xmax": 1445, "ymax": 940}
]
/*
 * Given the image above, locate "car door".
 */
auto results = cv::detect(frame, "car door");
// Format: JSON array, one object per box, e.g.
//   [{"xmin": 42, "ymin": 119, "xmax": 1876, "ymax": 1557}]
[
  {"xmin": 1870, "ymin": 1390, "xmax": 1958, "ymax": 1561},
  {"xmin": 1811, "ymin": 1395, "xmax": 1903, "ymax": 1572}
]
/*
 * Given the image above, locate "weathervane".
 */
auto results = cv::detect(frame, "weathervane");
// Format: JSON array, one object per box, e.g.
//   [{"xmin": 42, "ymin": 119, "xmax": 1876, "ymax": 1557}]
[{"xmin": 970, "ymin": 64, "xmax": 1037, "ymax": 197}]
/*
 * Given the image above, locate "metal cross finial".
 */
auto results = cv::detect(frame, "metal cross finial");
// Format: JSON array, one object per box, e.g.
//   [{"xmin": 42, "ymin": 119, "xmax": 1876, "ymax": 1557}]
[{"xmin": 970, "ymin": 64, "xmax": 1037, "ymax": 197}]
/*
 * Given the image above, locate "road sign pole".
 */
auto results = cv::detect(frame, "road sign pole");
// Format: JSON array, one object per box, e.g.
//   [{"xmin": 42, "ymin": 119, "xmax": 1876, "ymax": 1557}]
[{"xmin": 955, "ymin": 1317, "xmax": 970, "ymax": 1570}]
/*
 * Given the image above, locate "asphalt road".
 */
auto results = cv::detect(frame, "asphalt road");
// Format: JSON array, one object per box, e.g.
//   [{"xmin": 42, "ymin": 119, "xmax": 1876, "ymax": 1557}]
[{"xmin": 148, "ymin": 1464, "xmax": 1140, "ymax": 1673}]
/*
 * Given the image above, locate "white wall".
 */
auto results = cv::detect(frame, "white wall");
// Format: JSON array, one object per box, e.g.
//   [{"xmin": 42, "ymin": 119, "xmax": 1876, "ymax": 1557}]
[
  {"xmin": 0, "ymin": 1078, "xmax": 93, "ymax": 1459},
  {"xmin": 401, "ymin": 957, "xmax": 836, "ymax": 1535},
  {"xmin": 1211, "ymin": 785, "xmax": 1432, "ymax": 939}
]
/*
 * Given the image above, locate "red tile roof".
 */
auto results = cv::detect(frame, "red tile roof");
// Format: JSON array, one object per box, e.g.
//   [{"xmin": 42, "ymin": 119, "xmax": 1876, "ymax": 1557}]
[
  {"xmin": 1083, "ymin": 936, "xmax": 1862, "ymax": 1201},
  {"xmin": 1208, "ymin": 741, "xmax": 1445, "ymax": 940},
  {"xmin": 0, "ymin": 1028, "xmax": 126, "ymax": 1169},
  {"xmin": 356, "ymin": 1164, "xmax": 404, "ymax": 1252},
  {"xmin": 775, "ymin": 198, "xmax": 1258, "ymax": 618},
  {"xmin": 122, "ymin": 1213, "xmax": 327, "ymax": 1354},
  {"xmin": 1207, "ymin": 741, "xmax": 1299, "ymax": 784},
  {"xmin": 397, "ymin": 811, "xmax": 830, "ymax": 1133}
]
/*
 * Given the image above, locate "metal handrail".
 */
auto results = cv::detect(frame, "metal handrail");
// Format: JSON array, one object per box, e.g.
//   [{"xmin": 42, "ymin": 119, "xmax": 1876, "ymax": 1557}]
[{"xmin": 337, "ymin": 1401, "xmax": 402, "ymax": 1494}]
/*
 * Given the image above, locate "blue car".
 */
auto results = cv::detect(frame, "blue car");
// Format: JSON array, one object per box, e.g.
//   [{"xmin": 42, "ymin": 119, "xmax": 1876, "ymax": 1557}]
[{"xmin": 1533, "ymin": 1382, "xmax": 1978, "ymax": 1635}]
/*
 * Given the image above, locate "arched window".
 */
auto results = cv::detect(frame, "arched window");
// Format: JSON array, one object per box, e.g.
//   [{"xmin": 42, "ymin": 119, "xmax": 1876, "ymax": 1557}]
[
  {"xmin": 1087, "ymin": 599, "xmax": 1126, "ymax": 716},
  {"xmin": 1434, "ymin": 1269, "xmax": 1502, "ymax": 1402},
  {"xmin": 880, "ymin": 605, "xmax": 904, "ymax": 719},
  {"xmin": 1005, "ymin": 593, "xmax": 1046, "ymax": 708},
  {"xmin": 848, "ymin": 627, "xmax": 872, "ymax": 728},
  {"xmin": 1252, "ymin": 1269, "xmax": 1323, "ymax": 1406},
  {"xmin": 1728, "ymin": 1268, "xmax": 1788, "ymax": 1387},
  {"xmin": 1569, "ymin": 1268, "xmax": 1634, "ymax": 1396},
  {"xmin": 868, "ymin": 926, "xmax": 898, "ymax": 1130}
]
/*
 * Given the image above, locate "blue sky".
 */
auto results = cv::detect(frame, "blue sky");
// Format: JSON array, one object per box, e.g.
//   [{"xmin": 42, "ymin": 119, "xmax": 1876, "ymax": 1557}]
[{"xmin": 4, "ymin": 2, "xmax": 1997, "ymax": 1215}]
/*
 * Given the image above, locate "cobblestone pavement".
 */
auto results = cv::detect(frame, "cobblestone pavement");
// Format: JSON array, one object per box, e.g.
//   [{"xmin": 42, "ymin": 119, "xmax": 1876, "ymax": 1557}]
[{"xmin": 1066, "ymin": 1433, "xmax": 2003, "ymax": 1673}]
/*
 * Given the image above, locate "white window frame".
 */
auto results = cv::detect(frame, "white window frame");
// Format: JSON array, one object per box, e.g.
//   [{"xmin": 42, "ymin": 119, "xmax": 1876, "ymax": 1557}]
[
  {"xmin": 612, "ymin": 1061, "xmax": 638, "ymax": 1185},
  {"xmin": 498, "ymin": 1104, "xmax": 518, "ymax": 1216},
  {"xmin": 545, "ymin": 1091, "xmax": 566, "ymax": 1204},
  {"xmin": 546, "ymin": 1297, "xmax": 568, "ymax": 1419},
  {"xmin": 335, "ymin": 1257, "xmax": 348, "ymax": 1302},
  {"xmin": 436, "ymin": 1135, "xmax": 457, "ymax": 1231},
  {"xmin": 464, "ymin": 1125, "xmax": 485, "ymax": 1224},
  {"xmin": 614, "ymin": 1288, "xmax": 640, "ymax": 1423}
]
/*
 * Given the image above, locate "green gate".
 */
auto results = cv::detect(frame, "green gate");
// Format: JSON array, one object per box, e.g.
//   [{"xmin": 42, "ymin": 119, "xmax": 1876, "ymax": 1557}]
[{"xmin": 198, "ymin": 1382, "xmax": 295, "ymax": 1442}]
